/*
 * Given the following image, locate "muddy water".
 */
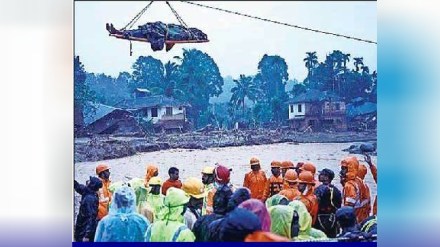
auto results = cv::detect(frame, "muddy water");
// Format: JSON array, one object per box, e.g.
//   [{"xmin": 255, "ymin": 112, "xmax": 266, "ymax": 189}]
[{"xmin": 74, "ymin": 142, "xmax": 377, "ymax": 204}]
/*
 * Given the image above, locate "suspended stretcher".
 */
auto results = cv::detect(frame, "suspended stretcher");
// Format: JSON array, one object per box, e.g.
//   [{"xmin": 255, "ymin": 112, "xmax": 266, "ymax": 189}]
[{"xmin": 107, "ymin": 1, "xmax": 209, "ymax": 55}]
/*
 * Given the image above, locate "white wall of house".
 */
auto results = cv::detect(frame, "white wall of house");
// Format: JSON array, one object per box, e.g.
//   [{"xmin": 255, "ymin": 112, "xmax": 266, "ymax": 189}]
[
  {"xmin": 288, "ymin": 103, "xmax": 306, "ymax": 119},
  {"xmin": 143, "ymin": 106, "xmax": 185, "ymax": 123}
]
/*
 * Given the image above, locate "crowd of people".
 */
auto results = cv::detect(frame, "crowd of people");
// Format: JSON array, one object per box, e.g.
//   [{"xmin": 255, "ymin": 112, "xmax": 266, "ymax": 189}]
[{"xmin": 74, "ymin": 155, "xmax": 377, "ymax": 242}]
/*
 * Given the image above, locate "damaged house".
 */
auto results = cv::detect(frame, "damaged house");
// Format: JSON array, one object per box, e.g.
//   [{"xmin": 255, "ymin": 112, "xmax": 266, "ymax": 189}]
[
  {"xmin": 346, "ymin": 97, "xmax": 377, "ymax": 131},
  {"xmin": 287, "ymin": 89, "xmax": 347, "ymax": 131},
  {"xmin": 83, "ymin": 102, "xmax": 145, "ymax": 136}
]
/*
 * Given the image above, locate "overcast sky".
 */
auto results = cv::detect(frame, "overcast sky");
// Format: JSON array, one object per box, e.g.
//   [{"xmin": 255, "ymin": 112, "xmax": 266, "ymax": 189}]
[{"xmin": 75, "ymin": 1, "xmax": 376, "ymax": 81}]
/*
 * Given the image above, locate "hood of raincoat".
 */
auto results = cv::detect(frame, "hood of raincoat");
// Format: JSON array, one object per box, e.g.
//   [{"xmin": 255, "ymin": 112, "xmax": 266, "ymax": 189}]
[
  {"xmin": 145, "ymin": 165, "xmax": 158, "ymax": 184},
  {"xmin": 162, "ymin": 187, "xmax": 189, "ymax": 222},
  {"xmin": 341, "ymin": 157, "xmax": 359, "ymax": 180},
  {"xmin": 269, "ymin": 205, "xmax": 294, "ymax": 239},
  {"xmin": 288, "ymin": 200, "xmax": 313, "ymax": 233},
  {"xmin": 88, "ymin": 176, "xmax": 103, "ymax": 191},
  {"xmin": 219, "ymin": 207, "xmax": 262, "ymax": 242},
  {"xmin": 227, "ymin": 187, "xmax": 251, "ymax": 211},
  {"xmin": 108, "ymin": 181, "xmax": 125, "ymax": 194},
  {"xmin": 213, "ymin": 185, "xmax": 233, "ymax": 215},
  {"xmin": 109, "ymin": 185, "xmax": 137, "ymax": 215},
  {"xmin": 357, "ymin": 164, "xmax": 367, "ymax": 180},
  {"xmin": 239, "ymin": 199, "xmax": 271, "ymax": 232},
  {"xmin": 265, "ymin": 194, "xmax": 288, "ymax": 208}
]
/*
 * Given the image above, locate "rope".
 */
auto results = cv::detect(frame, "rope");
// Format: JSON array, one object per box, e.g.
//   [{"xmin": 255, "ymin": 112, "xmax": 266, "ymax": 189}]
[
  {"xmin": 122, "ymin": 1, "xmax": 154, "ymax": 31},
  {"xmin": 166, "ymin": 1, "xmax": 195, "ymax": 40},
  {"xmin": 180, "ymin": 1, "xmax": 377, "ymax": 45}
]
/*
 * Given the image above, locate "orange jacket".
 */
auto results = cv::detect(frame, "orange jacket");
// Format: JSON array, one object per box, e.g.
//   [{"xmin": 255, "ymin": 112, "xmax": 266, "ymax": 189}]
[
  {"xmin": 263, "ymin": 175, "xmax": 284, "ymax": 201},
  {"xmin": 243, "ymin": 170, "xmax": 267, "ymax": 200},
  {"xmin": 245, "ymin": 231, "xmax": 290, "ymax": 242},
  {"xmin": 356, "ymin": 177, "xmax": 371, "ymax": 223},
  {"xmin": 97, "ymin": 179, "xmax": 112, "ymax": 220},
  {"xmin": 295, "ymin": 186, "xmax": 319, "ymax": 225},
  {"xmin": 204, "ymin": 185, "xmax": 216, "ymax": 215},
  {"xmin": 161, "ymin": 179, "xmax": 182, "ymax": 195},
  {"xmin": 278, "ymin": 188, "xmax": 301, "ymax": 201},
  {"xmin": 144, "ymin": 165, "xmax": 158, "ymax": 187}
]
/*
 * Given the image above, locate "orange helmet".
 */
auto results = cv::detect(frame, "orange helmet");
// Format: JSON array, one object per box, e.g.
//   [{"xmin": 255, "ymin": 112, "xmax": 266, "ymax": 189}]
[
  {"xmin": 358, "ymin": 164, "xmax": 368, "ymax": 180},
  {"xmin": 96, "ymin": 164, "xmax": 110, "ymax": 175},
  {"xmin": 271, "ymin": 161, "xmax": 282, "ymax": 168},
  {"xmin": 250, "ymin": 157, "xmax": 260, "ymax": 166},
  {"xmin": 284, "ymin": 169, "xmax": 298, "ymax": 182},
  {"xmin": 297, "ymin": 171, "xmax": 315, "ymax": 185},
  {"xmin": 300, "ymin": 162, "xmax": 316, "ymax": 175}
]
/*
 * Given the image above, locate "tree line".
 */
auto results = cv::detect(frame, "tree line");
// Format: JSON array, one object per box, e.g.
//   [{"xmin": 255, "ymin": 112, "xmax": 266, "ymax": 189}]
[{"xmin": 74, "ymin": 48, "xmax": 376, "ymax": 130}]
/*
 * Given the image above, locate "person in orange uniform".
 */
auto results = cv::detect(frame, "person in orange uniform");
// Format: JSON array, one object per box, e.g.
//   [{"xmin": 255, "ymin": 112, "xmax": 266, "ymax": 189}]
[
  {"xmin": 161, "ymin": 167, "xmax": 182, "ymax": 195},
  {"xmin": 263, "ymin": 161, "xmax": 284, "ymax": 201},
  {"xmin": 205, "ymin": 164, "xmax": 232, "ymax": 215},
  {"xmin": 364, "ymin": 154, "xmax": 377, "ymax": 215},
  {"xmin": 339, "ymin": 156, "xmax": 368, "ymax": 223},
  {"xmin": 144, "ymin": 164, "xmax": 159, "ymax": 187},
  {"xmin": 278, "ymin": 169, "xmax": 301, "ymax": 201},
  {"xmin": 95, "ymin": 164, "xmax": 112, "ymax": 221},
  {"xmin": 294, "ymin": 171, "xmax": 319, "ymax": 225},
  {"xmin": 280, "ymin": 161, "xmax": 294, "ymax": 178},
  {"xmin": 243, "ymin": 157, "xmax": 267, "ymax": 201}
]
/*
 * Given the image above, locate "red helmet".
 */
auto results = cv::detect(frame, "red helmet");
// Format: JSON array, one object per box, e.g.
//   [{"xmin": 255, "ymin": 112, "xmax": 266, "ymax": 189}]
[
  {"xmin": 214, "ymin": 165, "xmax": 230, "ymax": 184},
  {"xmin": 95, "ymin": 164, "xmax": 110, "ymax": 175}
]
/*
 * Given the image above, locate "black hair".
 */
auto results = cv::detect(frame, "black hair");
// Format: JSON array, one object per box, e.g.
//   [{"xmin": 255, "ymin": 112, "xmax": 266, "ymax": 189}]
[{"xmin": 168, "ymin": 167, "xmax": 179, "ymax": 175}]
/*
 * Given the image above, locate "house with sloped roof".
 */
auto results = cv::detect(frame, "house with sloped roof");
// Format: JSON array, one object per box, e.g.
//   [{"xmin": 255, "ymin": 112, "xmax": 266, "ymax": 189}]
[
  {"xmin": 287, "ymin": 89, "xmax": 347, "ymax": 131},
  {"xmin": 83, "ymin": 102, "xmax": 144, "ymax": 136},
  {"xmin": 116, "ymin": 95, "xmax": 190, "ymax": 132}
]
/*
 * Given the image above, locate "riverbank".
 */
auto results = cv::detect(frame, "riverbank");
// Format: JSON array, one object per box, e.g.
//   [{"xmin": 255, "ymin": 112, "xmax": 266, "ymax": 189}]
[{"xmin": 74, "ymin": 130, "xmax": 376, "ymax": 162}]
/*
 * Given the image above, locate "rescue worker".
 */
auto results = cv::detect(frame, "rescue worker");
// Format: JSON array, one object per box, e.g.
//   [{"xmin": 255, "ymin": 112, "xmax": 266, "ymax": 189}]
[
  {"xmin": 295, "ymin": 171, "xmax": 319, "ymax": 225},
  {"xmin": 239, "ymin": 199, "xmax": 271, "ymax": 232},
  {"xmin": 227, "ymin": 187, "xmax": 251, "ymax": 212},
  {"xmin": 145, "ymin": 188, "xmax": 195, "ymax": 242},
  {"xmin": 96, "ymin": 164, "xmax": 112, "ymax": 220},
  {"xmin": 193, "ymin": 184, "xmax": 232, "ymax": 242},
  {"xmin": 263, "ymin": 161, "xmax": 284, "ymax": 200},
  {"xmin": 145, "ymin": 177, "xmax": 165, "ymax": 222},
  {"xmin": 280, "ymin": 161, "xmax": 292, "ymax": 178},
  {"xmin": 265, "ymin": 194, "xmax": 290, "ymax": 208},
  {"xmin": 364, "ymin": 154, "xmax": 377, "ymax": 215},
  {"xmin": 74, "ymin": 177, "xmax": 102, "ymax": 242},
  {"xmin": 94, "ymin": 186, "xmax": 149, "ymax": 242},
  {"xmin": 218, "ymin": 207, "xmax": 262, "ymax": 241},
  {"xmin": 181, "ymin": 177, "xmax": 205, "ymax": 230},
  {"xmin": 278, "ymin": 169, "xmax": 301, "ymax": 201},
  {"xmin": 204, "ymin": 164, "xmax": 233, "ymax": 215},
  {"xmin": 357, "ymin": 164, "xmax": 372, "ymax": 219},
  {"xmin": 313, "ymin": 168, "xmax": 342, "ymax": 238},
  {"xmin": 360, "ymin": 215, "xmax": 377, "ymax": 235},
  {"xmin": 269, "ymin": 203, "xmax": 326, "ymax": 240},
  {"xmin": 201, "ymin": 166, "xmax": 215, "ymax": 215},
  {"xmin": 336, "ymin": 206, "xmax": 374, "ymax": 241},
  {"xmin": 339, "ymin": 157, "xmax": 368, "ymax": 223},
  {"xmin": 243, "ymin": 157, "xmax": 267, "ymax": 201},
  {"xmin": 144, "ymin": 164, "xmax": 159, "ymax": 187},
  {"xmin": 162, "ymin": 167, "xmax": 182, "ymax": 195},
  {"xmin": 299, "ymin": 162, "xmax": 317, "ymax": 189}
]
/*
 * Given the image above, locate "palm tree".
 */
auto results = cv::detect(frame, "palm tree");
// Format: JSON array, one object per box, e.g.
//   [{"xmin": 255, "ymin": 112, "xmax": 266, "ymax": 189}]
[
  {"xmin": 150, "ymin": 61, "xmax": 184, "ymax": 98},
  {"xmin": 354, "ymin": 57, "xmax": 364, "ymax": 72},
  {"xmin": 303, "ymin": 52, "xmax": 318, "ymax": 83},
  {"xmin": 230, "ymin": 75, "xmax": 260, "ymax": 115}
]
